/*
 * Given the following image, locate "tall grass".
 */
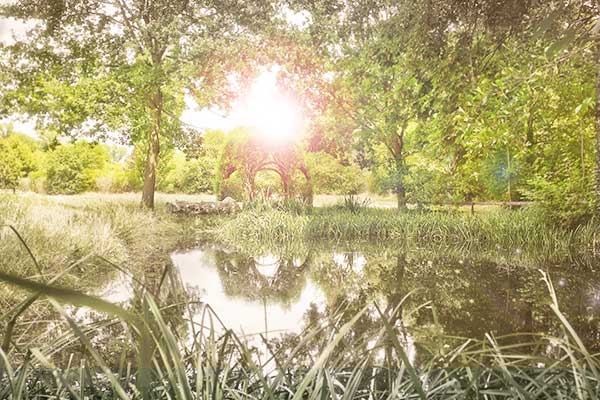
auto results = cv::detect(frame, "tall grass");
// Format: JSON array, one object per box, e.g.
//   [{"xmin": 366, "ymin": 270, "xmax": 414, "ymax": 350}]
[
  {"xmin": 0, "ymin": 193, "xmax": 208, "ymax": 359},
  {"xmin": 217, "ymin": 205, "xmax": 597, "ymax": 254},
  {"xmin": 0, "ymin": 193, "xmax": 215, "ymax": 276}
]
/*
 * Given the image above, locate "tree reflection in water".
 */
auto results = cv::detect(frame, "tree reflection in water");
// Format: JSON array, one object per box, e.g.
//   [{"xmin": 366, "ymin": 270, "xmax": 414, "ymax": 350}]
[{"xmin": 171, "ymin": 240, "xmax": 600, "ymax": 366}]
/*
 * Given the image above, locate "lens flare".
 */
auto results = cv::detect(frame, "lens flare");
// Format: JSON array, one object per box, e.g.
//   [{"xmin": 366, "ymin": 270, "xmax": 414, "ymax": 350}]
[{"xmin": 235, "ymin": 68, "xmax": 303, "ymax": 143}]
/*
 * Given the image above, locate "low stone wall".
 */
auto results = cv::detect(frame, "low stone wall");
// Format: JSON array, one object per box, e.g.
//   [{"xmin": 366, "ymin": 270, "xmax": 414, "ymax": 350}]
[{"xmin": 165, "ymin": 197, "xmax": 241, "ymax": 215}]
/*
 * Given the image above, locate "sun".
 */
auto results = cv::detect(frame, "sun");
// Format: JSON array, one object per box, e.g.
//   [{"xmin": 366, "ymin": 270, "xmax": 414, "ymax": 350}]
[{"xmin": 234, "ymin": 67, "xmax": 303, "ymax": 143}]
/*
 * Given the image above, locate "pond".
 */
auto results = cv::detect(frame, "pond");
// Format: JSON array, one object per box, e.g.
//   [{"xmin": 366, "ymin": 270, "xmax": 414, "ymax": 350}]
[{"xmin": 168, "ymin": 240, "xmax": 600, "ymax": 353}]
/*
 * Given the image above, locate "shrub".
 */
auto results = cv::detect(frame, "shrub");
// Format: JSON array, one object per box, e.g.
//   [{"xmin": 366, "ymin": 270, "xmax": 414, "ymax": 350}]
[
  {"xmin": 179, "ymin": 157, "xmax": 214, "ymax": 193},
  {"xmin": 522, "ymin": 166, "xmax": 594, "ymax": 226},
  {"xmin": 45, "ymin": 142, "xmax": 108, "ymax": 194},
  {"xmin": 0, "ymin": 133, "xmax": 37, "ymax": 191},
  {"xmin": 96, "ymin": 164, "xmax": 130, "ymax": 193}
]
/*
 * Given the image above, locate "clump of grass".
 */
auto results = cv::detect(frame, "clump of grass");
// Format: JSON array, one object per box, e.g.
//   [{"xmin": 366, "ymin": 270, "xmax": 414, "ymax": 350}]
[
  {"xmin": 336, "ymin": 194, "xmax": 372, "ymax": 214},
  {"xmin": 217, "ymin": 208, "xmax": 309, "ymax": 247},
  {"xmin": 219, "ymin": 205, "xmax": 597, "ymax": 254},
  {"xmin": 245, "ymin": 193, "xmax": 312, "ymax": 215}
]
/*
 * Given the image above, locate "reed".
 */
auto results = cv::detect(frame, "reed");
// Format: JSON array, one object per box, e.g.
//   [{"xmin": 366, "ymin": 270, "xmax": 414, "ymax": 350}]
[{"xmin": 219, "ymin": 206, "xmax": 597, "ymax": 254}]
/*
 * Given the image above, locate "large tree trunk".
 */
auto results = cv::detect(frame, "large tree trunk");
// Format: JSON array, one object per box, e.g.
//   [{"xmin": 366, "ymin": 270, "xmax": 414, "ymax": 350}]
[{"xmin": 141, "ymin": 89, "xmax": 162, "ymax": 209}]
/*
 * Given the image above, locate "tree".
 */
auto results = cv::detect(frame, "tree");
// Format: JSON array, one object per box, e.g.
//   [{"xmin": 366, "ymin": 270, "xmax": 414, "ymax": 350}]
[
  {"xmin": 288, "ymin": 1, "xmax": 472, "ymax": 208},
  {"xmin": 1, "ymin": 0, "xmax": 275, "ymax": 208},
  {"xmin": 293, "ymin": 0, "xmax": 599, "ymax": 215},
  {"xmin": 0, "ymin": 143, "xmax": 24, "ymax": 192},
  {"xmin": 305, "ymin": 152, "xmax": 365, "ymax": 195}
]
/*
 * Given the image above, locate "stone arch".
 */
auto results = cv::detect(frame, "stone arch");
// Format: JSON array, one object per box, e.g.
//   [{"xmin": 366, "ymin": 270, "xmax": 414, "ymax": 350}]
[{"xmin": 215, "ymin": 129, "xmax": 313, "ymax": 204}]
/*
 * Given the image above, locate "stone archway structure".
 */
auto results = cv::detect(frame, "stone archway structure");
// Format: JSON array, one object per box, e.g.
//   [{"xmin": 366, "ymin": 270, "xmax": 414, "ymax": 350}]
[{"xmin": 215, "ymin": 130, "xmax": 313, "ymax": 203}]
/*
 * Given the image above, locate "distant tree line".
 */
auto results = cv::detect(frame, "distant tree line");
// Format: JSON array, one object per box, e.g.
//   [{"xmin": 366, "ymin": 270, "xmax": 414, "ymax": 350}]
[
  {"xmin": 0, "ymin": 125, "xmax": 365, "ymax": 198},
  {"xmin": 0, "ymin": 125, "xmax": 218, "ymax": 195}
]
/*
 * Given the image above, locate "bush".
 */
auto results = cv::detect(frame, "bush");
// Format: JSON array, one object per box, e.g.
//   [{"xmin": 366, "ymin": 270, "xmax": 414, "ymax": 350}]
[
  {"xmin": 522, "ymin": 171, "xmax": 594, "ymax": 226},
  {"xmin": 0, "ymin": 133, "xmax": 37, "ymax": 191},
  {"xmin": 45, "ymin": 142, "xmax": 108, "ymax": 194},
  {"xmin": 154, "ymin": 150, "xmax": 215, "ymax": 194},
  {"xmin": 96, "ymin": 164, "xmax": 130, "ymax": 193},
  {"xmin": 179, "ymin": 157, "xmax": 214, "ymax": 193}
]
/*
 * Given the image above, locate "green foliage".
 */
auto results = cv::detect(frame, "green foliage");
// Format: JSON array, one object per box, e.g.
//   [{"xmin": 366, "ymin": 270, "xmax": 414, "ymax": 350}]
[
  {"xmin": 45, "ymin": 142, "xmax": 108, "ymax": 194},
  {"xmin": 165, "ymin": 129, "xmax": 225, "ymax": 195},
  {"xmin": 524, "ymin": 171, "xmax": 594, "ymax": 226},
  {"xmin": 178, "ymin": 157, "xmax": 214, "ymax": 194},
  {"xmin": 0, "ymin": 143, "xmax": 22, "ymax": 190},
  {"xmin": 155, "ymin": 151, "xmax": 215, "ymax": 194},
  {"xmin": 305, "ymin": 152, "xmax": 365, "ymax": 195},
  {"xmin": 290, "ymin": 0, "xmax": 599, "ymax": 221},
  {"xmin": 95, "ymin": 163, "xmax": 130, "ymax": 193},
  {"xmin": 219, "ymin": 172, "xmax": 244, "ymax": 201},
  {"xmin": 0, "ymin": 128, "xmax": 220, "ymax": 196},
  {"xmin": 0, "ymin": 132, "xmax": 37, "ymax": 191}
]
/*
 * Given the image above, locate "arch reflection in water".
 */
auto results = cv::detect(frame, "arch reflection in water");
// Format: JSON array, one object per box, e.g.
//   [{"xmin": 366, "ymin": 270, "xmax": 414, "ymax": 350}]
[{"xmin": 172, "ymin": 246, "xmax": 326, "ymax": 337}]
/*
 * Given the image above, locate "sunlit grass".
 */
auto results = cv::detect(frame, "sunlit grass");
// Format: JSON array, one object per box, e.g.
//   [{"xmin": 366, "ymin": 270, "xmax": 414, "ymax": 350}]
[
  {"xmin": 0, "ymin": 192, "xmax": 207, "ymax": 358},
  {"xmin": 218, "ymin": 205, "xmax": 597, "ymax": 254}
]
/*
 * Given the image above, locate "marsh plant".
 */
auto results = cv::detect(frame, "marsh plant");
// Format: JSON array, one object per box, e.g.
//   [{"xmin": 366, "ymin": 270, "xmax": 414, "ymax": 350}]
[{"xmin": 218, "ymin": 205, "xmax": 598, "ymax": 254}]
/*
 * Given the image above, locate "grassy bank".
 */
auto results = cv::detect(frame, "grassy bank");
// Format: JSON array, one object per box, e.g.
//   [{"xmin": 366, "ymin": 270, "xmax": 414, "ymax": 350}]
[
  {"xmin": 216, "ymin": 206, "xmax": 598, "ymax": 254},
  {"xmin": 0, "ymin": 192, "xmax": 219, "ymax": 356},
  {"xmin": 0, "ymin": 193, "xmax": 188, "ymax": 278}
]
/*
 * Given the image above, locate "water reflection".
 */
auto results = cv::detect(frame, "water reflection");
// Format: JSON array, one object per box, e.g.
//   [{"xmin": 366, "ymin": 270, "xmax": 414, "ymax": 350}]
[
  {"xmin": 173, "ymin": 247, "xmax": 326, "ymax": 337},
  {"xmin": 170, "ymin": 241, "xmax": 600, "ymax": 353}
]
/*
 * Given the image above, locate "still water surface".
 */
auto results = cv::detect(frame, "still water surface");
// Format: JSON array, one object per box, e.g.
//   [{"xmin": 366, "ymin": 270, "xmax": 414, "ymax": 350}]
[{"xmin": 168, "ymin": 241, "xmax": 600, "ymax": 350}]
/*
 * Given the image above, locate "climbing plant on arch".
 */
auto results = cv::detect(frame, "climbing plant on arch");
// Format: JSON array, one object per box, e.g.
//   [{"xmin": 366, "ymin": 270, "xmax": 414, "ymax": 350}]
[{"xmin": 215, "ymin": 128, "xmax": 313, "ymax": 203}]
